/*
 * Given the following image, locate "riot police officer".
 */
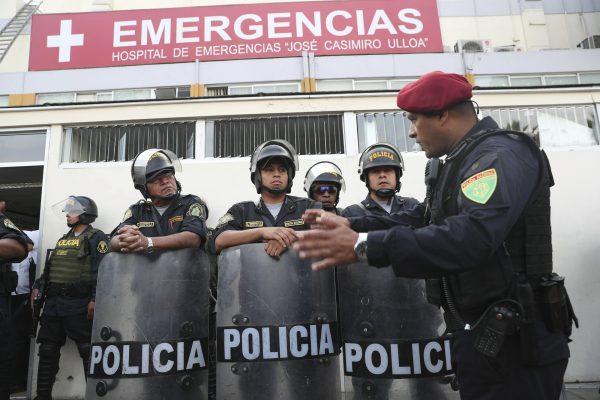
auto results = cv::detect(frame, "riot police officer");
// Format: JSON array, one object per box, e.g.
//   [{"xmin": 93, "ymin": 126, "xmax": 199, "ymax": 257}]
[
  {"xmin": 303, "ymin": 161, "xmax": 346, "ymax": 215},
  {"xmin": 0, "ymin": 210, "xmax": 31, "ymax": 400},
  {"xmin": 343, "ymin": 143, "xmax": 419, "ymax": 218},
  {"xmin": 211, "ymin": 140, "xmax": 313, "ymax": 258},
  {"xmin": 31, "ymin": 196, "xmax": 109, "ymax": 400},
  {"xmin": 295, "ymin": 71, "xmax": 573, "ymax": 400},
  {"xmin": 110, "ymin": 149, "xmax": 208, "ymax": 253}
]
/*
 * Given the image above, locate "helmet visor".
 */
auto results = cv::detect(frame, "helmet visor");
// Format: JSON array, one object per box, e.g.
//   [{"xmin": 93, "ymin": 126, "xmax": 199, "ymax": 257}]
[
  {"xmin": 52, "ymin": 196, "xmax": 86, "ymax": 218},
  {"xmin": 132, "ymin": 149, "xmax": 182, "ymax": 188}
]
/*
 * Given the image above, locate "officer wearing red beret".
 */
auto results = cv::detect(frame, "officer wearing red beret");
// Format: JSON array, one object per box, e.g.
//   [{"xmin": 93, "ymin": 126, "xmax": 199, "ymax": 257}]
[{"xmin": 295, "ymin": 71, "xmax": 576, "ymax": 400}]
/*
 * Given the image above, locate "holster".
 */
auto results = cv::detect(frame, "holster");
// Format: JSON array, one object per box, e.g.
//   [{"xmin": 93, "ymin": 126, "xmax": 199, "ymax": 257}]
[{"xmin": 0, "ymin": 270, "xmax": 18, "ymax": 295}]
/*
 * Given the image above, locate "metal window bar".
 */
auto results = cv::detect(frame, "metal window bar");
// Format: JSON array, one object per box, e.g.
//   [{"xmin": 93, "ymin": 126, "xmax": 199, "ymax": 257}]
[
  {"xmin": 209, "ymin": 114, "xmax": 344, "ymax": 157},
  {"xmin": 67, "ymin": 122, "xmax": 195, "ymax": 162}
]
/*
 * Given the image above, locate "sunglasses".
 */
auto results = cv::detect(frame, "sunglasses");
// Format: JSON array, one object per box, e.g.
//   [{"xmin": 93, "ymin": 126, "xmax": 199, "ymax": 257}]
[{"xmin": 313, "ymin": 185, "xmax": 338, "ymax": 195}]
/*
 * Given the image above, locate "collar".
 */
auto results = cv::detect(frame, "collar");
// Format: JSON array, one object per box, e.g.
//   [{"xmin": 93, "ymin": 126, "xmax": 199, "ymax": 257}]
[
  {"xmin": 256, "ymin": 196, "xmax": 296, "ymax": 214},
  {"xmin": 362, "ymin": 194, "xmax": 401, "ymax": 210},
  {"xmin": 446, "ymin": 116, "xmax": 500, "ymax": 161}
]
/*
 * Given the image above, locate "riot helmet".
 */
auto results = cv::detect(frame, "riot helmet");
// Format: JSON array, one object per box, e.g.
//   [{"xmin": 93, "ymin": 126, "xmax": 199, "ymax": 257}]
[
  {"xmin": 131, "ymin": 149, "xmax": 182, "ymax": 199},
  {"xmin": 250, "ymin": 140, "xmax": 299, "ymax": 194},
  {"xmin": 358, "ymin": 143, "xmax": 404, "ymax": 197},
  {"xmin": 303, "ymin": 161, "xmax": 346, "ymax": 208},
  {"xmin": 53, "ymin": 195, "xmax": 98, "ymax": 226}
]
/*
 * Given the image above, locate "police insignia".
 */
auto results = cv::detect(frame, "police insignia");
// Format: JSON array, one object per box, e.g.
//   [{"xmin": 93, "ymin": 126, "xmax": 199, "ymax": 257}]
[
  {"xmin": 187, "ymin": 203, "xmax": 204, "ymax": 218},
  {"xmin": 461, "ymin": 168, "xmax": 498, "ymax": 204},
  {"xmin": 3, "ymin": 218, "xmax": 20, "ymax": 232},
  {"xmin": 122, "ymin": 208, "xmax": 133, "ymax": 222},
  {"xmin": 284, "ymin": 219, "xmax": 305, "ymax": 228},
  {"xmin": 245, "ymin": 221, "xmax": 263, "ymax": 228},
  {"xmin": 217, "ymin": 213, "xmax": 234, "ymax": 228},
  {"xmin": 97, "ymin": 241, "xmax": 109, "ymax": 253}
]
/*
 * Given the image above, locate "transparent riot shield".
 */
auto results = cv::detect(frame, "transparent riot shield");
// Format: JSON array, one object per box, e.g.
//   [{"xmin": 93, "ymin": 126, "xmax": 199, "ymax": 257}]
[
  {"xmin": 85, "ymin": 249, "xmax": 210, "ymax": 400},
  {"xmin": 338, "ymin": 261, "xmax": 459, "ymax": 400},
  {"xmin": 216, "ymin": 244, "xmax": 341, "ymax": 400}
]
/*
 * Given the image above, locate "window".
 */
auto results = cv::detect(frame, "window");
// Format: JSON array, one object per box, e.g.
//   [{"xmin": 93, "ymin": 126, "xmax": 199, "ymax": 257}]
[
  {"xmin": 475, "ymin": 75, "xmax": 510, "ymax": 87},
  {"xmin": 577, "ymin": 35, "xmax": 600, "ymax": 49},
  {"xmin": 113, "ymin": 89, "xmax": 155, "ymax": 101},
  {"xmin": 480, "ymin": 105, "xmax": 599, "ymax": 148},
  {"xmin": 389, "ymin": 80, "xmax": 413, "ymax": 90},
  {"xmin": 36, "ymin": 92, "xmax": 76, "ymax": 104},
  {"xmin": 544, "ymin": 75, "xmax": 578, "ymax": 86},
  {"xmin": 64, "ymin": 122, "xmax": 195, "ymax": 163},
  {"xmin": 154, "ymin": 86, "xmax": 190, "ymax": 99},
  {"xmin": 75, "ymin": 93, "xmax": 97, "ymax": 103},
  {"xmin": 356, "ymin": 112, "xmax": 420, "ymax": 153},
  {"xmin": 0, "ymin": 131, "xmax": 46, "ymax": 163},
  {"xmin": 206, "ymin": 87, "xmax": 228, "ymax": 97},
  {"xmin": 205, "ymin": 114, "xmax": 344, "ymax": 158},
  {"xmin": 579, "ymin": 72, "xmax": 600, "ymax": 84},
  {"xmin": 511, "ymin": 76, "xmax": 543, "ymax": 87},
  {"xmin": 228, "ymin": 83, "xmax": 300, "ymax": 95},
  {"xmin": 0, "ymin": 96, "xmax": 8, "ymax": 107},
  {"xmin": 354, "ymin": 80, "xmax": 388, "ymax": 91},
  {"xmin": 316, "ymin": 80, "xmax": 353, "ymax": 91}
]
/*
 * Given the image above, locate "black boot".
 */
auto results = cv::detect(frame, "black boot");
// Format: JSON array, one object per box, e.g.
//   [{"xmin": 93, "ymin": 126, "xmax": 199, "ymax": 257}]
[{"xmin": 36, "ymin": 343, "xmax": 61, "ymax": 400}]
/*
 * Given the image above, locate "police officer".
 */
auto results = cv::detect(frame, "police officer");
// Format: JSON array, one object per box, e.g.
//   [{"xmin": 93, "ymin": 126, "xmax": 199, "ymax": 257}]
[
  {"xmin": 0, "ymin": 210, "xmax": 31, "ymax": 400},
  {"xmin": 110, "ymin": 149, "xmax": 208, "ymax": 253},
  {"xmin": 343, "ymin": 143, "xmax": 419, "ymax": 218},
  {"xmin": 31, "ymin": 196, "xmax": 109, "ymax": 400},
  {"xmin": 211, "ymin": 139, "xmax": 313, "ymax": 258},
  {"xmin": 295, "ymin": 71, "xmax": 573, "ymax": 400},
  {"xmin": 303, "ymin": 161, "xmax": 346, "ymax": 215}
]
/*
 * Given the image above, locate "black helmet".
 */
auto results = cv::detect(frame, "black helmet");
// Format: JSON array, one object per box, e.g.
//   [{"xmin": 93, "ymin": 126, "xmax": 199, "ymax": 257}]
[
  {"xmin": 131, "ymin": 149, "xmax": 182, "ymax": 199},
  {"xmin": 358, "ymin": 143, "xmax": 404, "ymax": 193},
  {"xmin": 54, "ymin": 195, "xmax": 98, "ymax": 225},
  {"xmin": 303, "ymin": 161, "xmax": 346, "ymax": 205},
  {"xmin": 250, "ymin": 140, "xmax": 299, "ymax": 194}
]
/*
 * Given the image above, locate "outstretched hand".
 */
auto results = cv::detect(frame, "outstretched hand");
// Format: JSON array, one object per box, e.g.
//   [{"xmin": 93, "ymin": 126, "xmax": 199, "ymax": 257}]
[{"xmin": 294, "ymin": 214, "xmax": 359, "ymax": 271}]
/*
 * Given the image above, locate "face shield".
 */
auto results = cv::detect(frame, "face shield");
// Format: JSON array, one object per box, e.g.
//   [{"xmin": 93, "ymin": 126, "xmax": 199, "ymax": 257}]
[
  {"xmin": 52, "ymin": 196, "xmax": 87, "ymax": 218},
  {"xmin": 303, "ymin": 162, "xmax": 346, "ymax": 193}
]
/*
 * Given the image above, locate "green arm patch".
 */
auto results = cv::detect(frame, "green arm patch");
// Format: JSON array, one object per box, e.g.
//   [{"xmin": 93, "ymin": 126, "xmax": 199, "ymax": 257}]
[
  {"xmin": 216, "ymin": 213, "xmax": 234, "ymax": 228},
  {"xmin": 461, "ymin": 168, "xmax": 498, "ymax": 204},
  {"xmin": 187, "ymin": 203, "xmax": 205, "ymax": 218}
]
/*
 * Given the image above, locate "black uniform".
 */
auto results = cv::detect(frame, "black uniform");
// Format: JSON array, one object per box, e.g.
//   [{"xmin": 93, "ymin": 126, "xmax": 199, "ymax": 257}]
[
  {"xmin": 113, "ymin": 194, "xmax": 208, "ymax": 242},
  {"xmin": 33, "ymin": 225, "xmax": 109, "ymax": 400},
  {"xmin": 342, "ymin": 195, "xmax": 419, "ymax": 218},
  {"xmin": 0, "ymin": 214, "xmax": 31, "ymax": 400},
  {"xmin": 210, "ymin": 195, "xmax": 314, "ymax": 252},
  {"xmin": 350, "ymin": 117, "xmax": 570, "ymax": 400}
]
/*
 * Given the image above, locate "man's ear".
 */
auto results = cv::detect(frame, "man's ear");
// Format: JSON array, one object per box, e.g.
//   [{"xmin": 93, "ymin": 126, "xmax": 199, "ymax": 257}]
[{"xmin": 439, "ymin": 110, "xmax": 450, "ymax": 126}]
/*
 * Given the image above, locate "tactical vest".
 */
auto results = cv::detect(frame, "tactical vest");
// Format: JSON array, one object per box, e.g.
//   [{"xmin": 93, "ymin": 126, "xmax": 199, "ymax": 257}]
[
  {"xmin": 48, "ymin": 228, "xmax": 98, "ymax": 285},
  {"xmin": 426, "ymin": 130, "xmax": 554, "ymax": 316}
]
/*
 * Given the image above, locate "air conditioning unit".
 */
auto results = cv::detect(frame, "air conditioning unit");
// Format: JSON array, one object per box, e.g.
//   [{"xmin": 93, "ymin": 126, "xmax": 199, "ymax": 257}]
[
  {"xmin": 454, "ymin": 39, "xmax": 492, "ymax": 53},
  {"xmin": 493, "ymin": 45, "xmax": 523, "ymax": 53}
]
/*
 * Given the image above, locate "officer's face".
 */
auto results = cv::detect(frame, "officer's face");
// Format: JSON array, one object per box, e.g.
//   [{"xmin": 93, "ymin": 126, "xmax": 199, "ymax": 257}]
[
  {"xmin": 311, "ymin": 182, "xmax": 338, "ymax": 209},
  {"xmin": 367, "ymin": 167, "xmax": 396, "ymax": 191},
  {"xmin": 66, "ymin": 214, "xmax": 80, "ymax": 225},
  {"xmin": 261, "ymin": 160, "xmax": 288, "ymax": 191},
  {"xmin": 146, "ymin": 172, "xmax": 177, "ymax": 198},
  {"xmin": 407, "ymin": 112, "xmax": 449, "ymax": 158}
]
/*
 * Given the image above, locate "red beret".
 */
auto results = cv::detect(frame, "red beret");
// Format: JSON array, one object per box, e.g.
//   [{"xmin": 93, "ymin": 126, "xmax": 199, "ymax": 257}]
[{"xmin": 396, "ymin": 71, "xmax": 473, "ymax": 113}]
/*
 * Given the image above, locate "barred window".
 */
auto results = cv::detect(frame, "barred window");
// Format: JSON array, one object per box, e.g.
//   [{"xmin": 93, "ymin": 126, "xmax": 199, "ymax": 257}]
[
  {"xmin": 205, "ymin": 114, "xmax": 344, "ymax": 157},
  {"xmin": 357, "ymin": 112, "xmax": 420, "ymax": 153},
  {"xmin": 64, "ymin": 122, "xmax": 195, "ymax": 163},
  {"xmin": 480, "ymin": 105, "xmax": 599, "ymax": 147}
]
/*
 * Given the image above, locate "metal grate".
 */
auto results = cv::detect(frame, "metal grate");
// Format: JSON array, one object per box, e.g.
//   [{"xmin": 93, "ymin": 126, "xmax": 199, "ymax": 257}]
[
  {"xmin": 205, "ymin": 114, "xmax": 344, "ymax": 157},
  {"xmin": 206, "ymin": 87, "xmax": 228, "ymax": 97},
  {"xmin": 357, "ymin": 112, "xmax": 420, "ymax": 152},
  {"xmin": 65, "ymin": 121, "xmax": 195, "ymax": 163}
]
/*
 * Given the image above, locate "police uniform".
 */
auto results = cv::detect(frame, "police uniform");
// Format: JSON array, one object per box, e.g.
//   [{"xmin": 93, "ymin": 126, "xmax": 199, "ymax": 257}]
[
  {"xmin": 0, "ymin": 214, "xmax": 31, "ymax": 400},
  {"xmin": 342, "ymin": 195, "xmax": 419, "ymax": 218},
  {"xmin": 211, "ymin": 195, "xmax": 314, "ymax": 250},
  {"xmin": 113, "ymin": 194, "xmax": 208, "ymax": 242},
  {"xmin": 350, "ymin": 73, "xmax": 572, "ymax": 400},
  {"xmin": 34, "ymin": 225, "xmax": 109, "ymax": 399}
]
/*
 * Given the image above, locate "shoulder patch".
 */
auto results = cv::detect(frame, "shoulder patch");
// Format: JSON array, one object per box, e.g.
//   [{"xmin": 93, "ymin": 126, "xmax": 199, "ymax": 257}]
[
  {"xmin": 217, "ymin": 213, "xmax": 234, "ymax": 228},
  {"xmin": 187, "ymin": 203, "xmax": 205, "ymax": 218},
  {"xmin": 461, "ymin": 168, "xmax": 498, "ymax": 204},
  {"xmin": 122, "ymin": 208, "xmax": 133, "ymax": 222},
  {"xmin": 3, "ymin": 218, "xmax": 21, "ymax": 232},
  {"xmin": 97, "ymin": 240, "xmax": 109, "ymax": 254}
]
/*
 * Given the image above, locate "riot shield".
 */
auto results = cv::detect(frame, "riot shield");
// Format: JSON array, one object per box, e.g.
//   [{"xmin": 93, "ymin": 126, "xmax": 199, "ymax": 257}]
[
  {"xmin": 216, "ymin": 244, "xmax": 341, "ymax": 400},
  {"xmin": 338, "ymin": 261, "xmax": 459, "ymax": 400},
  {"xmin": 85, "ymin": 248, "xmax": 210, "ymax": 400}
]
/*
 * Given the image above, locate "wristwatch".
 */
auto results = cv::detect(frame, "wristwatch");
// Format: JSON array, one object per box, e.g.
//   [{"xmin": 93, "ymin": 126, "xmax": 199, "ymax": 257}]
[
  {"xmin": 145, "ymin": 237, "xmax": 154, "ymax": 254},
  {"xmin": 353, "ymin": 232, "xmax": 369, "ymax": 262}
]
